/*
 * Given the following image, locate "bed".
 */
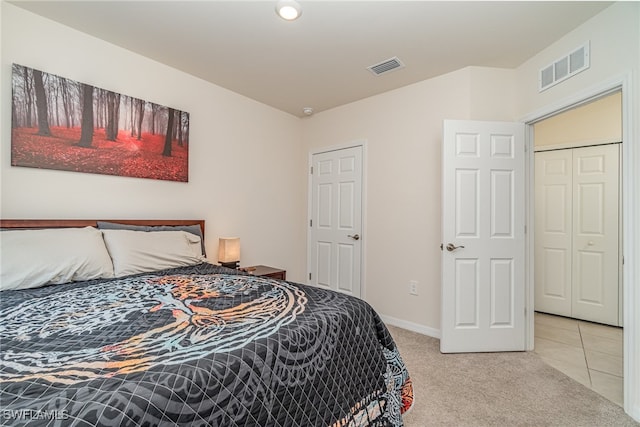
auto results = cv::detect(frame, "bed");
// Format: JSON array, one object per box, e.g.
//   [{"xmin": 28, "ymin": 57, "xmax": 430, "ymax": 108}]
[{"xmin": 0, "ymin": 220, "xmax": 413, "ymax": 426}]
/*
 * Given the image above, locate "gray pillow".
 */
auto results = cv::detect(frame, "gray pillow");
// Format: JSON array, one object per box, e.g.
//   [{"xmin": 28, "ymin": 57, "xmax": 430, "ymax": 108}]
[{"xmin": 96, "ymin": 222, "xmax": 206, "ymax": 256}]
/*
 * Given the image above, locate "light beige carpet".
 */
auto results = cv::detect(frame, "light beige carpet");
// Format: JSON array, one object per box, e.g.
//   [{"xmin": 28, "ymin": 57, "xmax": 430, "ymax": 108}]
[{"xmin": 387, "ymin": 325, "xmax": 638, "ymax": 427}]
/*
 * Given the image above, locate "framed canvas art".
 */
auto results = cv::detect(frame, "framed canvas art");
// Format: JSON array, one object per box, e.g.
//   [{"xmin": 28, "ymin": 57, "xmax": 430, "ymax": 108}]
[{"xmin": 11, "ymin": 64, "xmax": 189, "ymax": 182}]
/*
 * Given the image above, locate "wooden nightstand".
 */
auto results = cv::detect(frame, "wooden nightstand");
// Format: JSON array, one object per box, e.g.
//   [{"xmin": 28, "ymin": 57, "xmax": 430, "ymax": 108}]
[{"xmin": 241, "ymin": 265, "xmax": 286, "ymax": 281}]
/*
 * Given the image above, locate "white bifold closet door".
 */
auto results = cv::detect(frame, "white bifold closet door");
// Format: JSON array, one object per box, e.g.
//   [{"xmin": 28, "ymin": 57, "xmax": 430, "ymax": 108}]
[{"xmin": 535, "ymin": 143, "xmax": 620, "ymax": 326}]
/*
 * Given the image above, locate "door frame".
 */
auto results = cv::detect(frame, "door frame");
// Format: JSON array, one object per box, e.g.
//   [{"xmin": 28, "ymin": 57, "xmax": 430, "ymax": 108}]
[
  {"xmin": 306, "ymin": 140, "xmax": 368, "ymax": 299},
  {"xmin": 521, "ymin": 72, "xmax": 637, "ymax": 417}
]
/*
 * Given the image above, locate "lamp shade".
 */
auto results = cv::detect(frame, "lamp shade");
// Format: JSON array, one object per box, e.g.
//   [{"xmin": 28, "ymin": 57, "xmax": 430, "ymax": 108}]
[{"xmin": 218, "ymin": 237, "xmax": 240, "ymax": 263}]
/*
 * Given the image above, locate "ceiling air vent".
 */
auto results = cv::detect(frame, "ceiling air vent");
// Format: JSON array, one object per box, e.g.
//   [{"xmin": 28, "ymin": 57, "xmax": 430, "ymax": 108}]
[
  {"xmin": 539, "ymin": 42, "xmax": 590, "ymax": 92},
  {"xmin": 367, "ymin": 56, "xmax": 405, "ymax": 76}
]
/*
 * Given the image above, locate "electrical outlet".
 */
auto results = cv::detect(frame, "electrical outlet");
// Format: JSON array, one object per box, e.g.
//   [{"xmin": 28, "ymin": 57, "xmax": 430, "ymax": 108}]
[{"xmin": 408, "ymin": 280, "xmax": 418, "ymax": 296}]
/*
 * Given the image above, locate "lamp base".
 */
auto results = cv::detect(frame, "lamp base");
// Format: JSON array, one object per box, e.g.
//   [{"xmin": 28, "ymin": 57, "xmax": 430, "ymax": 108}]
[{"xmin": 220, "ymin": 261, "xmax": 239, "ymax": 269}]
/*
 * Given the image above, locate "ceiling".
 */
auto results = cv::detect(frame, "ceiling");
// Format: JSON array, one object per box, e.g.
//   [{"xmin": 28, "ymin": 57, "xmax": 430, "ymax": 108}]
[{"xmin": 10, "ymin": 1, "xmax": 612, "ymax": 117}]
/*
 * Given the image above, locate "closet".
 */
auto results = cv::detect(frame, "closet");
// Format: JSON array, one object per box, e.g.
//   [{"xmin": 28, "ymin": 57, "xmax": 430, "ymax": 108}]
[{"xmin": 534, "ymin": 92, "xmax": 622, "ymax": 327}]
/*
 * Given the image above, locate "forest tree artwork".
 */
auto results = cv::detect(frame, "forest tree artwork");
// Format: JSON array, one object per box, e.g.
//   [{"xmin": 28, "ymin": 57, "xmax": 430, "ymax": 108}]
[{"xmin": 11, "ymin": 64, "xmax": 189, "ymax": 182}]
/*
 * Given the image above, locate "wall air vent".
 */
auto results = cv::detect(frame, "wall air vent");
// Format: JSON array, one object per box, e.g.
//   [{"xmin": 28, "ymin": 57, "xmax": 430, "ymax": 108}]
[
  {"xmin": 367, "ymin": 56, "xmax": 405, "ymax": 76},
  {"xmin": 539, "ymin": 42, "xmax": 590, "ymax": 92}
]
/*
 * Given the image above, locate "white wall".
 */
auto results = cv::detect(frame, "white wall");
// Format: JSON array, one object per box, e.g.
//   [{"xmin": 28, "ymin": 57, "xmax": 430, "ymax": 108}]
[
  {"xmin": 469, "ymin": 66, "xmax": 517, "ymax": 121},
  {"xmin": 0, "ymin": 3, "xmax": 307, "ymax": 282},
  {"xmin": 302, "ymin": 66, "xmax": 517, "ymax": 332},
  {"xmin": 515, "ymin": 2, "xmax": 639, "ymax": 118}
]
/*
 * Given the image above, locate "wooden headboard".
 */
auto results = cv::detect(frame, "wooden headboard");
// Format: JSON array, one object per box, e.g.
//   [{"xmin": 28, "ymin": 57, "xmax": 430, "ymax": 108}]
[{"xmin": 0, "ymin": 219, "xmax": 205, "ymax": 240}]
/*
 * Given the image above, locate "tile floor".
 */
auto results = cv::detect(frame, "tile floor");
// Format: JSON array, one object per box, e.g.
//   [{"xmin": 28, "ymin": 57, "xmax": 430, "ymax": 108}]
[{"xmin": 534, "ymin": 311, "xmax": 623, "ymax": 407}]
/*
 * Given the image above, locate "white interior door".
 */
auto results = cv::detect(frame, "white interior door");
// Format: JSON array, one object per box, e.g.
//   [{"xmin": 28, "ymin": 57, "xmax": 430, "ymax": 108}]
[
  {"xmin": 309, "ymin": 146, "xmax": 362, "ymax": 297},
  {"xmin": 535, "ymin": 150, "xmax": 573, "ymax": 316},
  {"xmin": 441, "ymin": 120, "xmax": 525, "ymax": 353},
  {"xmin": 572, "ymin": 144, "xmax": 620, "ymax": 325}
]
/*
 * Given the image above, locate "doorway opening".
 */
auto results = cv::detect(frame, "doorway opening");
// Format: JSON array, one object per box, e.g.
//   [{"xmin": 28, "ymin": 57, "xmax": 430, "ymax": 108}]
[{"xmin": 531, "ymin": 90, "xmax": 623, "ymax": 406}]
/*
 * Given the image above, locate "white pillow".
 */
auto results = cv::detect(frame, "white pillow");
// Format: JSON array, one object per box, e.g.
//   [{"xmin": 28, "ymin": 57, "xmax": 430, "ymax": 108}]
[
  {"xmin": 101, "ymin": 229, "xmax": 205, "ymax": 277},
  {"xmin": 0, "ymin": 227, "xmax": 115, "ymax": 291}
]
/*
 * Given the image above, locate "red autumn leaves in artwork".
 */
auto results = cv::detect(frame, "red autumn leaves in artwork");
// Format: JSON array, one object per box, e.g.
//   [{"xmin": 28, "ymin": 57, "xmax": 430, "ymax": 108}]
[
  {"xmin": 11, "ymin": 64, "xmax": 189, "ymax": 182},
  {"xmin": 12, "ymin": 127, "xmax": 188, "ymax": 181}
]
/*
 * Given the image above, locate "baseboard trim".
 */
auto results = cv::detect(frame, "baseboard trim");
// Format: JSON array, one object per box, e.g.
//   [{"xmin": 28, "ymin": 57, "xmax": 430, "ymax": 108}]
[{"xmin": 379, "ymin": 314, "xmax": 441, "ymax": 339}]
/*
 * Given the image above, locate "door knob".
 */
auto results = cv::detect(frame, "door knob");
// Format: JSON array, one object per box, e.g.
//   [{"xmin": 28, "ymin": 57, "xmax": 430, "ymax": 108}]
[
  {"xmin": 446, "ymin": 243, "xmax": 465, "ymax": 252},
  {"xmin": 348, "ymin": 234, "xmax": 360, "ymax": 241}
]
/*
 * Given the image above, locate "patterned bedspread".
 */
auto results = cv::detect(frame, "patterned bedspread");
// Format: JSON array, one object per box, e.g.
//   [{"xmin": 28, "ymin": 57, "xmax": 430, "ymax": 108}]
[{"xmin": 0, "ymin": 263, "xmax": 413, "ymax": 426}]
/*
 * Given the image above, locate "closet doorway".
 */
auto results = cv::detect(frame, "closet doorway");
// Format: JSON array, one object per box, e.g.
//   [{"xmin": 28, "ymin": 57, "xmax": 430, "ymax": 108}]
[
  {"xmin": 534, "ymin": 91, "xmax": 623, "ymax": 327},
  {"xmin": 532, "ymin": 91, "xmax": 624, "ymax": 405}
]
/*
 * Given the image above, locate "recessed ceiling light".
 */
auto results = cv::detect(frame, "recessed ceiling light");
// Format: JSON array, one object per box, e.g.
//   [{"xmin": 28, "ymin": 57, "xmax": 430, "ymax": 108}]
[{"xmin": 276, "ymin": 0, "xmax": 302, "ymax": 21}]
